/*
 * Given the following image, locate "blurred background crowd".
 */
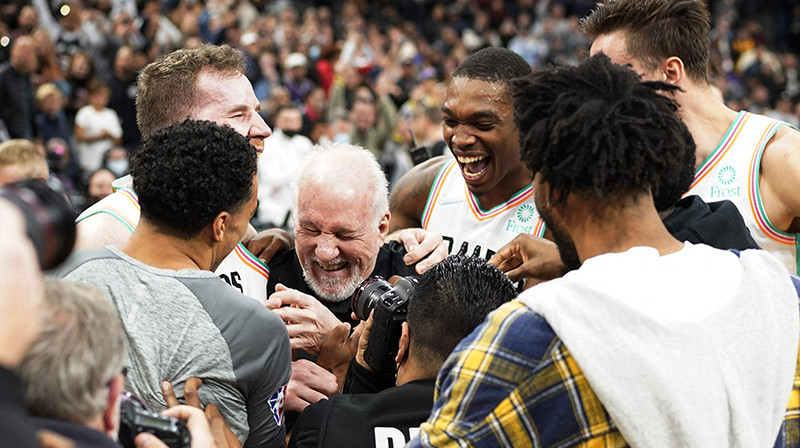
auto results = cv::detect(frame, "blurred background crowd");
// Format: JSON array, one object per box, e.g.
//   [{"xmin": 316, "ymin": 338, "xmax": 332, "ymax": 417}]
[{"xmin": 1, "ymin": 0, "xmax": 798, "ymax": 220}]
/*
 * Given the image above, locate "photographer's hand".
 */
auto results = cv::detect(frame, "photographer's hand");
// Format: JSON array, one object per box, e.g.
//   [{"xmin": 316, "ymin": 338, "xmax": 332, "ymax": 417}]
[
  {"xmin": 161, "ymin": 378, "xmax": 241, "ymax": 448},
  {"xmin": 488, "ymin": 234, "xmax": 567, "ymax": 289},
  {"xmin": 266, "ymin": 284, "xmax": 343, "ymax": 355},
  {"xmin": 134, "ymin": 406, "xmax": 214, "ymax": 448},
  {"xmin": 354, "ymin": 312, "xmax": 375, "ymax": 372},
  {"xmin": 386, "ymin": 228, "xmax": 447, "ymax": 274}
]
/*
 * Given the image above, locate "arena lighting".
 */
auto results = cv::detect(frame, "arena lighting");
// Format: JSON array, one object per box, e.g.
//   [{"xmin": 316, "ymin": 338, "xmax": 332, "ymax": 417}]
[
  {"xmin": 60, "ymin": 4, "xmax": 71, "ymax": 16},
  {"xmin": 0, "ymin": 36, "xmax": 9, "ymax": 48}
]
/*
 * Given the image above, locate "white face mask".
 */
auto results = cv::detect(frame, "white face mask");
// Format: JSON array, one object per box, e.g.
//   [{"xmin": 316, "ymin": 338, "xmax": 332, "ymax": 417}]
[{"xmin": 107, "ymin": 159, "xmax": 129, "ymax": 177}]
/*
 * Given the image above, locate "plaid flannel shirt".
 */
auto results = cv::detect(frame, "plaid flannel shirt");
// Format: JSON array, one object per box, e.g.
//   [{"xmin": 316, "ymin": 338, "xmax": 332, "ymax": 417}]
[{"xmin": 410, "ymin": 300, "xmax": 800, "ymax": 448}]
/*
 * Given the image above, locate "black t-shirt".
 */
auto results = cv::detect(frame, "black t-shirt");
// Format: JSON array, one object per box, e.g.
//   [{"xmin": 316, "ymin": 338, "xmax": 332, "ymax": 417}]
[
  {"xmin": 267, "ymin": 240, "xmax": 418, "ymax": 327},
  {"xmin": 288, "ymin": 379, "xmax": 435, "ymax": 448},
  {"xmin": 662, "ymin": 195, "xmax": 759, "ymax": 251}
]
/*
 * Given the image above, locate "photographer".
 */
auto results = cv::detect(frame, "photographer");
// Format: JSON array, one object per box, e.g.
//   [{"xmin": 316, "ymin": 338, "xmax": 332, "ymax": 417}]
[{"xmin": 288, "ymin": 255, "xmax": 517, "ymax": 448}]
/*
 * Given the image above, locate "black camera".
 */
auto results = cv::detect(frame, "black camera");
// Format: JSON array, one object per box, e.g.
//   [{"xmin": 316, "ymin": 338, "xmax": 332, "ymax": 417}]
[
  {"xmin": 0, "ymin": 178, "xmax": 76, "ymax": 269},
  {"xmin": 351, "ymin": 276, "xmax": 418, "ymax": 374},
  {"xmin": 118, "ymin": 392, "xmax": 191, "ymax": 448}
]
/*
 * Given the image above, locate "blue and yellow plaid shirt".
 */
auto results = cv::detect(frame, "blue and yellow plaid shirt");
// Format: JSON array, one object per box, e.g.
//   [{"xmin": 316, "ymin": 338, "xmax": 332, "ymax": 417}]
[{"xmin": 409, "ymin": 300, "xmax": 800, "ymax": 448}]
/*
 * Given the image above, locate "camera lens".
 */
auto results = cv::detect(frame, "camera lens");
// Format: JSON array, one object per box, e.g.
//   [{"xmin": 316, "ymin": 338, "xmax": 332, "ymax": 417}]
[
  {"xmin": 351, "ymin": 276, "xmax": 393, "ymax": 321},
  {"xmin": 0, "ymin": 178, "xmax": 76, "ymax": 269}
]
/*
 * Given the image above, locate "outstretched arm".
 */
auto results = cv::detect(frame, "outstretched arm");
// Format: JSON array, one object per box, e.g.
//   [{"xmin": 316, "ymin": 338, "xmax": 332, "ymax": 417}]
[{"xmin": 388, "ymin": 156, "xmax": 446, "ymax": 233}]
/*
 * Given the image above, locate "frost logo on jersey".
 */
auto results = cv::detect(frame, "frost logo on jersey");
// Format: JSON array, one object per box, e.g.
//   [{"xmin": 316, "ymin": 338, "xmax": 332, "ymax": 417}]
[
  {"xmin": 710, "ymin": 165, "xmax": 742, "ymax": 199},
  {"xmin": 504, "ymin": 204, "xmax": 537, "ymax": 234},
  {"xmin": 268, "ymin": 385, "xmax": 287, "ymax": 425},
  {"xmin": 717, "ymin": 165, "xmax": 736, "ymax": 185},
  {"xmin": 516, "ymin": 204, "xmax": 535, "ymax": 223}
]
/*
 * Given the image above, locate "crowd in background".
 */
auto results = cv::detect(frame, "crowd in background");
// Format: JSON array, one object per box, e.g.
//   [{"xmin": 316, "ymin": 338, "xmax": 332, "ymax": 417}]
[{"xmin": 1, "ymin": 0, "xmax": 800, "ymax": 215}]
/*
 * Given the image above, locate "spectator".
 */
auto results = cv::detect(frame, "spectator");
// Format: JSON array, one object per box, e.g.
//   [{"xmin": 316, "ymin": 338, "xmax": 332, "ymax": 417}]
[
  {"xmin": 52, "ymin": 119, "xmax": 292, "ymax": 448},
  {"xmin": 256, "ymin": 105, "xmax": 313, "ymax": 230},
  {"xmin": 0, "ymin": 139, "xmax": 48, "ymax": 185},
  {"xmin": 101, "ymin": 145, "xmax": 130, "ymax": 178},
  {"xmin": 34, "ymin": 83, "xmax": 72, "ymax": 145},
  {"xmin": 0, "ymin": 35, "xmax": 39, "ymax": 140},
  {"xmin": 410, "ymin": 53, "xmax": 800, "ymax": 448},
  {"xmin": 63, "ymin": 50, "xmax": 97, "ymax": 123},
  {"xmin": 283, "ymin": 52, "xmax": 314, "ymax": 106},
  {"xmin": 73, "ymin": 79, "xmax": 123, "ymax": 174},
  {"xmin": 105, "ymin": 45, "xmax": 142, "ymax": 152},
  {"xmin": 85, "ymin": 168, "xmax": 115, "ymax": 207},
  {"xmin": 289, "ymin": 255, "xmax": 517, "ymax": 448}
]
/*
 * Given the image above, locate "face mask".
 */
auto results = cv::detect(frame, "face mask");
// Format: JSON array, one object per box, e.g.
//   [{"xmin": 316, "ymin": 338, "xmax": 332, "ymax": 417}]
[
  {"xmin": 282, "ymin": 129, "xmax": 300, "ymax": 138},
  {"xmin": 107, "ymin": 159, "xmax": 129, "ymax": 177}
]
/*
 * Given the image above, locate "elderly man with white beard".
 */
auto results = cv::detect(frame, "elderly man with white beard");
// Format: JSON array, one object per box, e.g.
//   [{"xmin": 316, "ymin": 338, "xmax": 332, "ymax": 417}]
[{"xmin": 265, "ymin": 143, "xmax": 445, "ymax": 406}]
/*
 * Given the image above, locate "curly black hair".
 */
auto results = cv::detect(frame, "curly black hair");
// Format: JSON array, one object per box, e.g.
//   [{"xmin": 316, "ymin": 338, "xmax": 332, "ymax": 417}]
[
  {"xmin": 452, "ymin": 47, "xmax": 531, "ymax": 99},
  {"xmin": 513, "ymin": 54, "xmax": 695, "ymax": 208},
  {"xmin": 131, "ymin": 119, "xmax": 257, "ymax": 239},
  {"xmin": 408, "ymin": 255, "xmax": 517, "ymax": 369}
]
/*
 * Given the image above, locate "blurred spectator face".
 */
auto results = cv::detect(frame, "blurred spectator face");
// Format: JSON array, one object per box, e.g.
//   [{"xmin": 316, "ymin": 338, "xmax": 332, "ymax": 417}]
[
  {"xmin": 276, "ymin": 107, "xmax": 303, "ymax": 134},
  {"xmin": 87, "ymin": 169, "xmax": 116, "ymax": 205},
  {"xmin": 305, "ymin": 88, "xmax": 326, "ymax": 113},
  {"xmin": 442, "ymin": 77, "xmax": 523, "ymax": 196},
  {"xmin": 39, "ymin": 91, "xmax": 63, "ymax": 116},
  {"xmin": 10, "ymin": 36, "xmax": 39, "ymax": 75},
  {"xmin": 351, "ymin": 101, "xmax": 376, "ymax": 131},
  {"xmin": 88, "ymin": 88, "xmax": 110, "ymax": 110},
  {"xmin": 114, "ymin": 46, "xmax": 137, "ymax": 78},
  {"xmin": 18, "ymin": 6, "xmax": 38, "ymax": 30},
  {"xmin": 104, "ymin": 147, "xmax": 129, "ymax": 177},
  {"xmin": 68, "ymin": 52, "xmax": 94, "ymax": 81},
  {"xmin": 191, "ymin": 70, "xmax": 272, "ymax": 153}
]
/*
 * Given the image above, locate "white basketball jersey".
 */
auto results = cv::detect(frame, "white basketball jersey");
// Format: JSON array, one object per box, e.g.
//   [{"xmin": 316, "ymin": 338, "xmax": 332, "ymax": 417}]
[
  {"xmin": 421, "ymin": 159, "xmax": 545, "ymax": 260},
  {"xmin": 687, "ymin": 111, "xmax": 798, "ymax": 273},
  {"xmin": 76, "ymin": 189, "xmax": 270, "ymax": 303}
]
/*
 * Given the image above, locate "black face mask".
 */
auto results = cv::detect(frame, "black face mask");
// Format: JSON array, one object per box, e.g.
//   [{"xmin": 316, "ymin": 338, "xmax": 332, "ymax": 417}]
[{"xmin": 282, "ymin": 129, "xmax": 300, "ymax": 138}]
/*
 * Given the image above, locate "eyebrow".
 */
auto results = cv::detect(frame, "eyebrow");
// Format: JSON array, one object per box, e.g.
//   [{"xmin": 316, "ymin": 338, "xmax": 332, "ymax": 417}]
[{"xmin": 441, "ymin": 106, "xmax": 500, "ymax": 121}]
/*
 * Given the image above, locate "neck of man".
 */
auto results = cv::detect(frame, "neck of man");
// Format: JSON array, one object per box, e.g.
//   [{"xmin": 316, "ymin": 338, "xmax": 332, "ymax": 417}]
[
  {"xmin": 567, "ymin": 193, "xmax": 684, "ymax": 265},
  {"xmin": 674, "ymin": 80, "xmax": 740, "ymax": 170},
  {"xmin": 396, "ymin": 352, "xmax": 437, "ymax": 387},
  {"xmin": 474, "ymin": 164, "xmax": 533, "ymax": 211},
  {"xmin": 121, "ymin": 218, "xmax": 212, "ymax": 271}
]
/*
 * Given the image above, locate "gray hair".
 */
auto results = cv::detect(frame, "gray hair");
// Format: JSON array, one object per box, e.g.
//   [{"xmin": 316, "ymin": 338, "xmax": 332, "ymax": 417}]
[
  {"xmin": 293, "ymin": 142, "xmax": 389, "ymax": 226},
  {"xmin": 19, "ymin": 279, "xmax": 127, "ymax": 422}
]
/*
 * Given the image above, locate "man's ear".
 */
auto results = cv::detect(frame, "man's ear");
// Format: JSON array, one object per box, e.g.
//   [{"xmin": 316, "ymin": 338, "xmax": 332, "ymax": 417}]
[
  {"xmin": 103, "ymin": 374, "xmax": 125, "ymax": 438},
  {"xmin": 377, "ymin": 211, "xmax": 391, "ymax": 240},
  {"xmin": 211, "ymin": 211, "xmax": 231, "ymax": 243},
  {"xmin": 661, "ymin": 56, "xmax": 685, "ymax": 85},
  {"xmin": 395, "ymin": 321, "xmax": 410, "ymax": 366}
]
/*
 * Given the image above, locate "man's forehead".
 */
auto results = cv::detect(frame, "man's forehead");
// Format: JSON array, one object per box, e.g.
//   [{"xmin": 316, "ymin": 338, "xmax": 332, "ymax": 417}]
[{"xmin": 444, "ymin": 78, "xmax": 511, "ymax": 115}]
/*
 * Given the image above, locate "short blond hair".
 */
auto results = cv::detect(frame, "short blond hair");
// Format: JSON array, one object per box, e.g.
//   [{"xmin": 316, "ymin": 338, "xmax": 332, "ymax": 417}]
[{"xmin": 0, "ymin": 139, "xmax": 49, "ymax": 181}]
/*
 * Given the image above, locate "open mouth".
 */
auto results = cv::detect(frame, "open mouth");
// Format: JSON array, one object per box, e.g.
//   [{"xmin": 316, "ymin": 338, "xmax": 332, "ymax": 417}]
[
  {"xmin": 317, "ymin": 260, "xmax": 347, "ymax": 272},
  {"xmin": 457, "ymin": 154, "xmax": 490, "ymax": 180}
]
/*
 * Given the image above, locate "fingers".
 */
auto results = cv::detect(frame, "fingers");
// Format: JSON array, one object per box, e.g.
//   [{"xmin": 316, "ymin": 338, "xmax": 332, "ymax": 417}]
[
  {"xmin": 134, "ymin": 433, "xmax": 169, "ymax": 448},
  {"xmin": 205, "ymin": 404, "xmax": 242, "ymax": 448},
  {"xmin": 183, "ymin": 377, "xmax": 203, "ymax": 408},
  {"xmin": 415, "ymin": 241, "xmax": 448, "ymax": 274},
  {"xmin": 161, "ymin": 381, "xmax": 180, "ymax": 408},
  {"xmin": 37, "ymin": 430, "xmax": 76, "ymax": 448},
  {"xmin": 161, "ymin": 405, "xmax": 215, "ymax": 448}
]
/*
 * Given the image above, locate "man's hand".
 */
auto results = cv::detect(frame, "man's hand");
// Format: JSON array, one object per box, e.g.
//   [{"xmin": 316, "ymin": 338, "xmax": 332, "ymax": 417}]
[
  {"xmin": 134, "ymin": 405, "xmax": 216, "ymax": 448},
  {"xmin": 354, "ymin": 312, "xmax": 374, "ymax": 372},
  {"xmin": 488, "ymin": 234, "xmax": 567, "ymax": 289},
  {"xmin": 265, "ymin": 284, "xmax": 343, "ymax": 355},
  {"xmin": 243, "ymin": 228, "xmax": 294, "ymax": 264},
  {"xmin": 285, "ymin": 359, "xmax": 339, "ymax": 412},
  {"xmin": 161, "ymin": 378, "xmax": 241, "ymax": 448},
  {"xmin": 387, "ymin": 228, "xmax": 448, "ymax": 274},
  {"xmin": 317, "ymin": 321, "xmax": 365, "ymax": 391}
]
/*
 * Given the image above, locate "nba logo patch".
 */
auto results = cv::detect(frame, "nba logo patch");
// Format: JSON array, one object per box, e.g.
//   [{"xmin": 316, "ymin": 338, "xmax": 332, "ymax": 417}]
[{"xmin": 268, "ymin": 385, "xmax": 287, "ymax": 425}]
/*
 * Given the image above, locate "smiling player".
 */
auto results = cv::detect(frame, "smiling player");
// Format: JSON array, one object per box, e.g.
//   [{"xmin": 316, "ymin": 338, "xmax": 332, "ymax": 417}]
[{"xmin": 388, "ymin": 48, "xmax": 544, "ymax": 260}]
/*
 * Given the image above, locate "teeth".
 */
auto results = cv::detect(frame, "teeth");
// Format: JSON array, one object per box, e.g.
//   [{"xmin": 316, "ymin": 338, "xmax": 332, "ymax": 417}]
[
  {"xmin": 463, "ymin": 167, "xmax": 485, "ymax": 179},
  {"xmin": 319, "ymin": 262, "xmax": 345, "ymax": 271},
  {"xmin": 457, "ymin": 155, "xmax": 486, "ymax": 164}
]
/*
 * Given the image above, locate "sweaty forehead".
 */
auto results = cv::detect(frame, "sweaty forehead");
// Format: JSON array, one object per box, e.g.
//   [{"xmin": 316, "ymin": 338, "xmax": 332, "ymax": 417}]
[
  {"xmin": 191, "ymin": 71, "xmax": 253, "ymax": 117},
  {"xmin": 444, "ymin": 78, "xmax": 512, "ymax": 115}
]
